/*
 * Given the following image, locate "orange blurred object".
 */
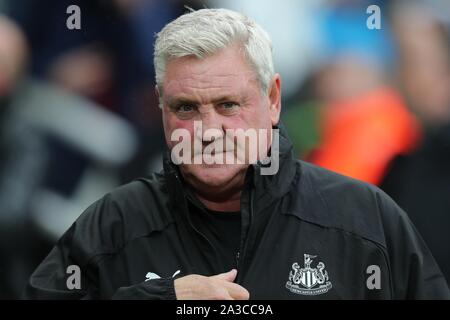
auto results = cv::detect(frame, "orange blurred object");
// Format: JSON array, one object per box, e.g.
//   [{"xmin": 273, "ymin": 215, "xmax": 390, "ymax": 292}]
[{"xmin": 309, "ymin": 87, "xmax": 421, "ymax": 185}]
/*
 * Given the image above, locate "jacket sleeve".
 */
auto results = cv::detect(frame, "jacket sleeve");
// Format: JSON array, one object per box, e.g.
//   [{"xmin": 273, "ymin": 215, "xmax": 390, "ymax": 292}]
[
  {"xmin": 378, "ymin": 191, "xmax": 450, "ymax": 299},
  {"xmin": 111, "ymin": 279, "xmax": 176, "ymax": 300},
  {"xmin": 22, "ymin": 221, "xmax": 100, "ymax": 299},
  {"xmin": 23, "ymin": 195, "xmax": 177, "ymax": 300}
]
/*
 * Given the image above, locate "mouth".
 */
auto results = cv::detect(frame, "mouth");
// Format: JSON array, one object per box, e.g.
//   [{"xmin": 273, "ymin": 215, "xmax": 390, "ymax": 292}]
[{"xmin": 193, "ymin": 149, "xmax": 235, "ymax": 157}]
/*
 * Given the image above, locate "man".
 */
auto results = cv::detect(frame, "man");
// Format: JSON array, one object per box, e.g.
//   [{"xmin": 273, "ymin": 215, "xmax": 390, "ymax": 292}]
[{"xmin": 25, "ymin": 8, "xmax": 449, "ymax": 299}]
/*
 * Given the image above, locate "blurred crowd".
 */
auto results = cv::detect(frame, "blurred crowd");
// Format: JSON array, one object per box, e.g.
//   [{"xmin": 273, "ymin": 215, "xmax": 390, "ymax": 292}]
[{"xmin": 0, "ymin": 0, "xmax": 449, "ymax": 298}]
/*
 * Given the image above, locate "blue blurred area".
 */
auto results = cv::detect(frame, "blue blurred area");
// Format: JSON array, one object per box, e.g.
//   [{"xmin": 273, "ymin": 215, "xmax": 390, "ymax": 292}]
[{"xmin": 319, "ymin": 1, "xmax": 394, "ymax": 68}]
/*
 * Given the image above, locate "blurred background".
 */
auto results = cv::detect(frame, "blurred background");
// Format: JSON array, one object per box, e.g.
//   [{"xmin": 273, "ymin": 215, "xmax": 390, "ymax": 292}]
[{"xmin": 0, "ymin": 0, "xmax": 449, "ymax": 298}]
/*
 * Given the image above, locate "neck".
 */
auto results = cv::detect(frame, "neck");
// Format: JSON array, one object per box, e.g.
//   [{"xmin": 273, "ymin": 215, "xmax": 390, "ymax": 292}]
[
  {"xmin": 180, "ymin": 169, "xmax": 246, "ymax": 212},
  {"xmin": 195, "ymin": 190, "xmax": 242, "ymax": 212}
]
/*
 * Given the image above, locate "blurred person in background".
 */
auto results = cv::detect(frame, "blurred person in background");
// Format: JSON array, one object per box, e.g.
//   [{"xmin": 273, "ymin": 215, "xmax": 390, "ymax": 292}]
[
  {"xmin": 0, "ymin": 14, "xmax": 46, "ymax": 299},
  {"xmin": 283, "ymin": 0, "xmax": 421, "ymax": 186},
  {"xmin": 0, "ymin": 12, "xmax": 138, "ymax": 298},
  {"xmin": 380, "ymin": 1, "xmax": 450, "ymax": 285}
]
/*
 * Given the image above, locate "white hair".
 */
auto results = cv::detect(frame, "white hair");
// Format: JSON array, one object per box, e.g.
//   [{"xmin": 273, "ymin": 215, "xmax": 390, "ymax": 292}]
[{"xmin": 154, "ymin": 8, "xmax": 274, "ymax": 96}]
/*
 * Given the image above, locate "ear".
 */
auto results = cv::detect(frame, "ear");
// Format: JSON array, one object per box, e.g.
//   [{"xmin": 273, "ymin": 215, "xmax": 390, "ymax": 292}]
[
  {"xmin": 155, "ymin": 84, "xmax": 163, "ymax": 109},
  {"xmin": 267, "ymin": 74, "xmax": 281, "ymax": 126}
]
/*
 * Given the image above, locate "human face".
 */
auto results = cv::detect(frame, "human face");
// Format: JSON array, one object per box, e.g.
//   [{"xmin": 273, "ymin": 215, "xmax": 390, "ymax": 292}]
[{"xmin": 159, "ymin": 44, "xmax": 281, "ymax": 195}]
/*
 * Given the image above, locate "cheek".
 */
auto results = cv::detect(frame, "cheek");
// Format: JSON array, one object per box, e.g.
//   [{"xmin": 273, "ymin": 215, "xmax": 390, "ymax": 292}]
[{"xmin": 163, "ymin": 112, "xmax": 195, "ymax": 148}]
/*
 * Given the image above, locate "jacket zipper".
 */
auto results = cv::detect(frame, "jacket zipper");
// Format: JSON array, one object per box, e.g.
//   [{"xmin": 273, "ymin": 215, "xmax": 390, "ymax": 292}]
[
  {"xmin": 185, "ymin": 204, "xmax": 217, "ymax": 259},
  {"xmin": 174, "ymin": 173, "xmax": 218, "ymax": 262},
  {"xmin": 236, "ymin": 188, "xmax": 254, "ymax": 283},
  {"xmin": 175, "ymin": 172, "xmax": 253, "ymax": 280}
]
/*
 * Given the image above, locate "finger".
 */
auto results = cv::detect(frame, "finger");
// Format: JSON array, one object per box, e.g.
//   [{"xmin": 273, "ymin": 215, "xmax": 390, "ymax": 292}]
[
  {"xmin": 223, "ymin": 281, "xmax": 250, "ymax": 300},
  {"xmin": 211, "ymin": 269, "xmax": 237, "ymax": 282}
]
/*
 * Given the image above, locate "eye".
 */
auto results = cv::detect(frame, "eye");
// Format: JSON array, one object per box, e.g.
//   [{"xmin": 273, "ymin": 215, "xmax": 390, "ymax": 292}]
[
  {"xmin": 222, "ymin": 102, "xmax": 237, "ymax": 109},
  {"xmin": 177, "ymin": 104, "xmax": 194, "ymax": 113},
  {"xmin": 218, "ymin": 102, "xmax": 239, "ymax": 113},
  {"xmin": 170, "ymin": 103, "xmax": 197, "ymax": 119}
]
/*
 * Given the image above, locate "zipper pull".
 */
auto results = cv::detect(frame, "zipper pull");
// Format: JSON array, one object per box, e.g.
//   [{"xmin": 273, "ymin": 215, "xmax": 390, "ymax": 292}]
[{"xmin": 236, "ymin": 251, "xmax": 240, "ymax": 268}]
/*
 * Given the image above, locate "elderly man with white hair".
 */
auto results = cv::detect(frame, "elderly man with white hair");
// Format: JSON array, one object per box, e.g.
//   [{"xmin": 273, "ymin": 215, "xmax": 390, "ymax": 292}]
[{"xmin": 25, "ymin": 8, "xmax": 449, "ymax": 300}]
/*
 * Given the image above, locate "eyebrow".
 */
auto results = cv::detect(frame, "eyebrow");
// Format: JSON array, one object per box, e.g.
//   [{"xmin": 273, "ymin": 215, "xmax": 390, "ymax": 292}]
[
  {"xmin": 166, "ymin": 97, "xmax": 198, "ymax": 108},
  {"xmin": 165, "ymin": 93, "xmax": 247, "ymax": 107}
]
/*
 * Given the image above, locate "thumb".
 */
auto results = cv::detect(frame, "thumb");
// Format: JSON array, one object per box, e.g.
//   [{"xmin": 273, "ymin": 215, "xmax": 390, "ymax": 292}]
[{"xmin": 212, "ymin": 269, "xmax": 237, "ymax": 282}]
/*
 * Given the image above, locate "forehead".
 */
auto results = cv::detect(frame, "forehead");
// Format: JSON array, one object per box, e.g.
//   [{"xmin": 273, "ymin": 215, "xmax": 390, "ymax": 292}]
[{"xmin": 162, "ymin": 45, "xmax": 259, "ymax": 99}]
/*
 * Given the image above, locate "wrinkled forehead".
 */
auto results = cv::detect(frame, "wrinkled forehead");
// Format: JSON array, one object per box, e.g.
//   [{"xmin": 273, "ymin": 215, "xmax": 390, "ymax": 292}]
[{"xmin": 161, "ymin": 46, "xmax": 259, "ymax": 98}]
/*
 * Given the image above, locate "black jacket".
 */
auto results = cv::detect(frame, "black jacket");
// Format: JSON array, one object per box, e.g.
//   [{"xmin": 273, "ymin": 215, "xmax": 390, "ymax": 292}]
[{"xmin": 24, "ymin": 127, "xmax": 450, "ymax": 299}]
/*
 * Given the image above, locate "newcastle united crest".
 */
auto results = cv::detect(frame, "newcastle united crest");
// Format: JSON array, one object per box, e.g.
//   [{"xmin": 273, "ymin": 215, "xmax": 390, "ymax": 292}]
[{"xmin": 286, "ymin": 254, "xmax": 332, "ymax": 296}]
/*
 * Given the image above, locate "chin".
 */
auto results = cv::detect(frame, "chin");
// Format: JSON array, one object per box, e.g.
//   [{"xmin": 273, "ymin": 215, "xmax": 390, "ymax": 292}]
[{"xmin": 181, "ymin": 163, "xmax": 247, "ymax": 189}]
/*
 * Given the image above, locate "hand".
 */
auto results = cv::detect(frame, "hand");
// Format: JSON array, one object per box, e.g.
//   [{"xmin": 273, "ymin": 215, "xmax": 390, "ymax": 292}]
[{"xmin": 174, "ymin": 269, "xmax": 250, "ymax": 300}]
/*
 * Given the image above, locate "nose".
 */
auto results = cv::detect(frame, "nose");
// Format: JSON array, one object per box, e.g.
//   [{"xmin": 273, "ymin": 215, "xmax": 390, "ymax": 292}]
[{"xmin": 196, "ymin": 108, "xmax": 224, "ymax": 144}]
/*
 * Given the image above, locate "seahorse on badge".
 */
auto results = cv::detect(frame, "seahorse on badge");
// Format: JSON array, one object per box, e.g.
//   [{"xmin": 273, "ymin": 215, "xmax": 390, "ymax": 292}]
[
  {"xmin": 289, "ymin": 262, "xmax": 303, "ymax": 285},
  {"xmin": 315, "ymin": 262, "xmax": 329, "ymax": 284}
]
